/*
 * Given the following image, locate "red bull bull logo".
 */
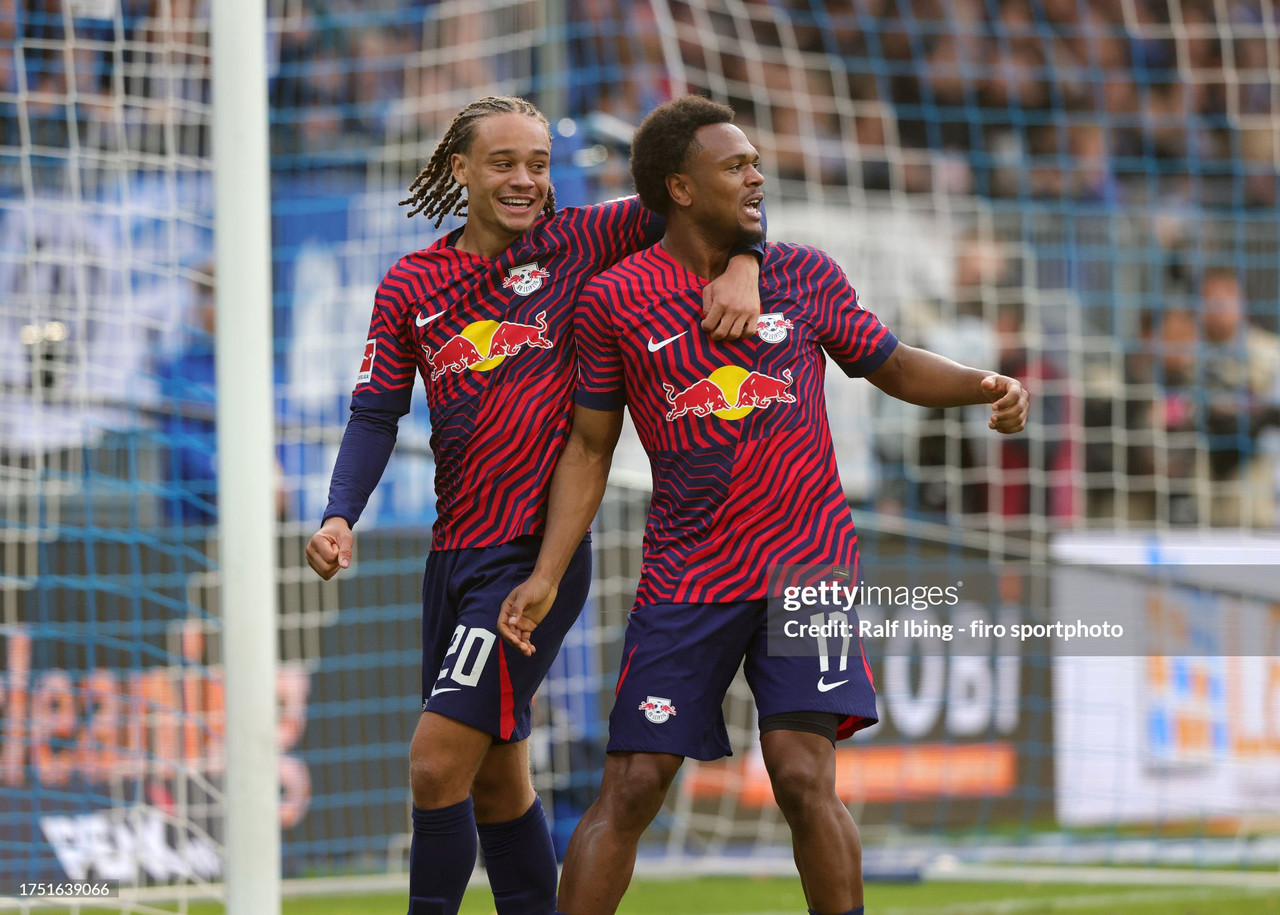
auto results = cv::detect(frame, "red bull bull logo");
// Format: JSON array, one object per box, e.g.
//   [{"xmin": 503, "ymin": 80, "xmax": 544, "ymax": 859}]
[
  {"xmin": 639, "ymin": 695, "xmax": 677, "ymax": 724},
  {"xmin": 425, "ymin": 312, "xmax": 554, "ymax": 381},
  {"xmin": 503, "ymin": 262, "xmax": 552, "ymax": 296},
  {"xmin": 663, "ymin": 366, "xmax": 795, "ymax": 421},
  {"xmin": 489, "ymin": 311, "xmax": 553, "ymax": 357}
]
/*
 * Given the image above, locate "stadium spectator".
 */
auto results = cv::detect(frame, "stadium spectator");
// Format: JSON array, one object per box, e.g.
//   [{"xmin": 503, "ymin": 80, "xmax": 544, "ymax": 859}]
[
  {"xmin": 350, "ymin": 28, "xmax": 404, "ymax": 139},
  {"xmin": 992, "ymin": 300, "xmax": 1077, "ymax": 521},
  {"xmin": 1092, "ymin": 306, "xmax": 1205, "ymax": 525},
  {"xmin": 853, "ymin": 100, "xmax": 898, "ymax": 192},
  {"xmin": 1067, "ymin": 121, "xmax": 1119, "ymax": 203},
  {"xmin": 911, "ymin": 230, "xmax": 1009, "ymax": 517},
  {"xmin": 1197, "ymin": 267, "xmax": 1280, "ymax": 526},
  {"xmin": 155, "ymin": 265, "xmax": 289, "ymax": 526},
  {"xmin": 1240, "ymin": 126, "xmax": 1279, "ymax": 210}
]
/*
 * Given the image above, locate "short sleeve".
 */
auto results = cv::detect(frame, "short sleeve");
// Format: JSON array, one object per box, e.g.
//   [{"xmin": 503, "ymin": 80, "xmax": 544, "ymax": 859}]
[
  {"xmin": 805, "ymin": 249, "xmax": 899, "ymax": 378},
  {"xmin": 573, "ymin": 280, "xmax": 627, "ymax": 411},
  {"xmin": 352, "ymin": 259, "xmax": 417, "ymax": 414}
]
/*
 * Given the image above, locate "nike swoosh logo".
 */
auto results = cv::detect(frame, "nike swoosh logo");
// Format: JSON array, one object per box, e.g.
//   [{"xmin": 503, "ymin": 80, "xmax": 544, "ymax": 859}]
[
  {"xmin": 817, "ymin": 678, "xmax": 848, "ymax": 693},
  {"xmin": 429, "ymin": 686, "xmax": 460, "ymax": 697},
  {"xmin": 416, "ymin": 311, "xmax": 444, "ymax": 327},
  {"xmin": 647, "ymin": 332, "xmax": 687, "ymax": 353}
]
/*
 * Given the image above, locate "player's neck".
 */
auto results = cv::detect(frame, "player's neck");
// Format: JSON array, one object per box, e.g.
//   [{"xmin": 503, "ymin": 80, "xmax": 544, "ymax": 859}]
[
  {"xmin": 453, "ymin": 222, "xmax": 521, "ymax": 260},
  {"xmin": 660, "ymin": 222, "xmax": 731, "ymax": 282}
]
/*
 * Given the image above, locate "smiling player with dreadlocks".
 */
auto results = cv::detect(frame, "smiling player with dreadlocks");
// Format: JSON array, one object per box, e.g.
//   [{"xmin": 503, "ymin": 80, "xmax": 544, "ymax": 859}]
[{"xmin": 304, "ymin": 96, "xmax": 764, "ymax": 915}]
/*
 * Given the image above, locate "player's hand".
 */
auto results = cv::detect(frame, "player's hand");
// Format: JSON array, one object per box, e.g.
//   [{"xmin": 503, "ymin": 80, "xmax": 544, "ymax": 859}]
[
  {"xmin": 305, "ymin": 517, "xmax": 354, "ymax": 580},
  {"xmin": 981, "ymin": 374, "xmax": 1029, "ymax": 434},
  {"xmin": 498, "ymin": 576, "xmax": 558, "ymax": 657},
  {"xmin": 701, "ymin": 253, "xmax": 760, "ymax": 342}
]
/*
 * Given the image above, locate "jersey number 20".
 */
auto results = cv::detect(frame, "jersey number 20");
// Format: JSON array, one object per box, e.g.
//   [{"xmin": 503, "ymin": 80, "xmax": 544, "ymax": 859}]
[{"xmin": 438, "ymin": 624, "xmax": 497, "ymax": 687}]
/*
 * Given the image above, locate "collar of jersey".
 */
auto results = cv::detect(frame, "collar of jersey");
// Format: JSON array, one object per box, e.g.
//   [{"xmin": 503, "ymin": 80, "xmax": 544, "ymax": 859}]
[
  {"xmin": 431, "ymin": 224, "xmax": 542, "ymax": 266},
  {"xmin": 651, "ymin": 241, "xmax": 711, "ymax": 289}
]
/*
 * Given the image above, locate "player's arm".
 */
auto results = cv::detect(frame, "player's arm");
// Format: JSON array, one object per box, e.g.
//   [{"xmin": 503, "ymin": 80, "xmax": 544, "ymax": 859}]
[
  {"xmin": 866, "ymin": 343, "xmax": 1028, "ymax": 433},
  {"xmin": 498, "ymin": 406, "xmax": 624, "ymax": 656},
  {"xmin": 702, "ymin": 251, "xmax": 761, "ymax": 342},
  {"xmin": 587, "ymin": 196, "xmax": 765, "ymax": 340},
  {"xmin": 305, "ymin": 397, "xmax": 404, "ymax": 579},
  {"xmin": 306, "ymin": 269, "xmax": 416, "ymax": 579},
  {"xmin": 804, "ymin": 246, "xmax": 1028, "ymax": 434}
]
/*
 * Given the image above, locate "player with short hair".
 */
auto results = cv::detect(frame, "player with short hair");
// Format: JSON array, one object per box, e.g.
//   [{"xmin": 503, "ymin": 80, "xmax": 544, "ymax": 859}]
[
  {"xmin": 499, "ymin": 95, "xmax": 1029, "ymax": 915},
  {"xmin": 304, "ymin": 95, "xmax": 764, "ymax": 915}
]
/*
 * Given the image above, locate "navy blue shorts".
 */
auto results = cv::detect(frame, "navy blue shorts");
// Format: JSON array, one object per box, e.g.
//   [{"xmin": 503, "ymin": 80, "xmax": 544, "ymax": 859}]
[
  {"xmin": 608, "ymin": 600, "xmax": 878, "ymax": 761},
  {"xmin": 420, "ymin": 535, "xmax": 591, "ymax": 743}
]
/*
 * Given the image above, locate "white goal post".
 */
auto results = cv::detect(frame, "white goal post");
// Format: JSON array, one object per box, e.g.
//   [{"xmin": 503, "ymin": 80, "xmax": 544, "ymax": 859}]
[{"xmin": 211, "ymin": 0, "xmax": 280, "ymax": 913}]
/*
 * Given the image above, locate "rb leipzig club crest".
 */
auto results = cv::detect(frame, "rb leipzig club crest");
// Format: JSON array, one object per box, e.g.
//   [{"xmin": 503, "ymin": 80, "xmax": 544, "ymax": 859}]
[
  {"xmin": 639, "ymin": 696, "xmax": 677, "ymax": 724},
  {"xmin": 503, "ymin": 262, "xmax": 551, "ymax": 296},
  {"xmin": 757, "ymin": 312, "xmax": 793, "ymax": 344}
]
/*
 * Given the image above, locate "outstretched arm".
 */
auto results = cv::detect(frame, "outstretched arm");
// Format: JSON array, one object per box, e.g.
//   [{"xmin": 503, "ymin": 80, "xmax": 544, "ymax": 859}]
[
  {"xmin": 867, "ymin": 342, "xmax": 1029, "ymax": 433},
  {"xmin": 498, "ymin": 406, "xmax": 625, "ymax": 655}
]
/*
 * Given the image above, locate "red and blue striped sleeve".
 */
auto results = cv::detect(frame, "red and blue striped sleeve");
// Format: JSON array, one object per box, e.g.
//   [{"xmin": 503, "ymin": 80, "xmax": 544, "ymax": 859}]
[
  {"xmin": 322, "ymin": 264, "xmax": 417, "ymax": 526},
  {"xmin": 573, "ymin": 278, "xmax": 626, "ymax": 411},
  {"xmin": 353, "ymin": 256, "xmax": 418, "ymax": 397},
  {"xmin": 800, "ymin": 247, "xmax": 898, "ymax": 377},
  {"xmin": 553, "ymin": 195, "xmax": 663, "ymax": 270},
  {"xmin": 557, "ymin": 195, "xmax": 765, "ymax": 270}
]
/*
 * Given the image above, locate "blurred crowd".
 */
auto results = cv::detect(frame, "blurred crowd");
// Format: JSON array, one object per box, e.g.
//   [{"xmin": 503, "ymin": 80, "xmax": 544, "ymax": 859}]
[
  {"xmin": 569, "ymin": 0, "xmax": 1279, "ymax": 210},
  {"xmin": 8, "ymin": 0, "xmax": 1276, "ymax": 205},
  {"xmin": 907, "ymin": 230, "xmax": 1280, "ymax": 529},
  {"xmin": 2, "ymin": 0, "xmax": 1278, "ymax": 529}
]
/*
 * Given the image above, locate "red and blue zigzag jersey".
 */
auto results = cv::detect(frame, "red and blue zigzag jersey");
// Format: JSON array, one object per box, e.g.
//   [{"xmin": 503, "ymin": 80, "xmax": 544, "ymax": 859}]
[
  {"xmin": 329, "ymin": 197, "xmax": 663, "ymax": 549},
  {"xmin": 575, "ymin": 242, "xmax": 898, "ymax": 606}
]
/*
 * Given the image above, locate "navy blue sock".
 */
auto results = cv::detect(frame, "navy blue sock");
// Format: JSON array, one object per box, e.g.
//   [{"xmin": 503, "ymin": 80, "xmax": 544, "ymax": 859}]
[
  {"xmin": 477, "ymin": 796, "xmax": 558, "ymax": 915},
  {"xmin": 408, "ymin": 799, "xmax": 476, "ymax": 915},
  {"xmin": 809, "ymin": 908, "xmax": 863, "ymax": 915}
]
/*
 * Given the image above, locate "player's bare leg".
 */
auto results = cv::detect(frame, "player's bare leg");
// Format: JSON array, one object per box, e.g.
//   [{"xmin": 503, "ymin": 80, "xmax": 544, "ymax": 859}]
[
  {"xmin": 556, "ymin": 751, "xmax": 684, "ymax": 915},
  {"xmin": 761, "ymin": 729, "xmax": 862, "ymax": 914},
  {"xmin": 409, "ymin": 711, "xmax": 494, "ymax": 808},
  {"xmin": 471, "ymin": 739, "xmax": 536, "ymax": 822}
]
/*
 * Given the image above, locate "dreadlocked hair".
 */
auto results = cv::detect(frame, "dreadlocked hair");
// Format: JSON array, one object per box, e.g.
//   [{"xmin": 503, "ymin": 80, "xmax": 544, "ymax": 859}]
[{"xmin": 399, "ymin": 96, "xmax": 557, "ymax": 226}]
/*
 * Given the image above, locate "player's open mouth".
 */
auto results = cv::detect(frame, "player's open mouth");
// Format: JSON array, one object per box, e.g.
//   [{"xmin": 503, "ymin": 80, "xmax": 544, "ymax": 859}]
[
  {"xmin": 499, "ymin": 196, "xmax": 537, "ymax": 212},
  {"xmin": 743, "ymin": 195, "xmax": 764, "ymax": 219}
]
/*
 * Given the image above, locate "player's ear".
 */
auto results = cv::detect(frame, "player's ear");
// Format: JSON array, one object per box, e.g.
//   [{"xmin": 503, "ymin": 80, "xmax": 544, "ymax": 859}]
[
  {"xmin": 450, "ymin": 152, "xmax": 468, "ymax": 187},
  {"xmin": 666, "ymin": 173, "xmax": 693, "ymax": 209}
]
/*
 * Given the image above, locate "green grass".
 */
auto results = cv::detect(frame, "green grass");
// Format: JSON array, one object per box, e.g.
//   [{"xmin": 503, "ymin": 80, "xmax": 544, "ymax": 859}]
[{"xmin": 40, "ymin": 877, "xmax": 1280, "ymax": 914}]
